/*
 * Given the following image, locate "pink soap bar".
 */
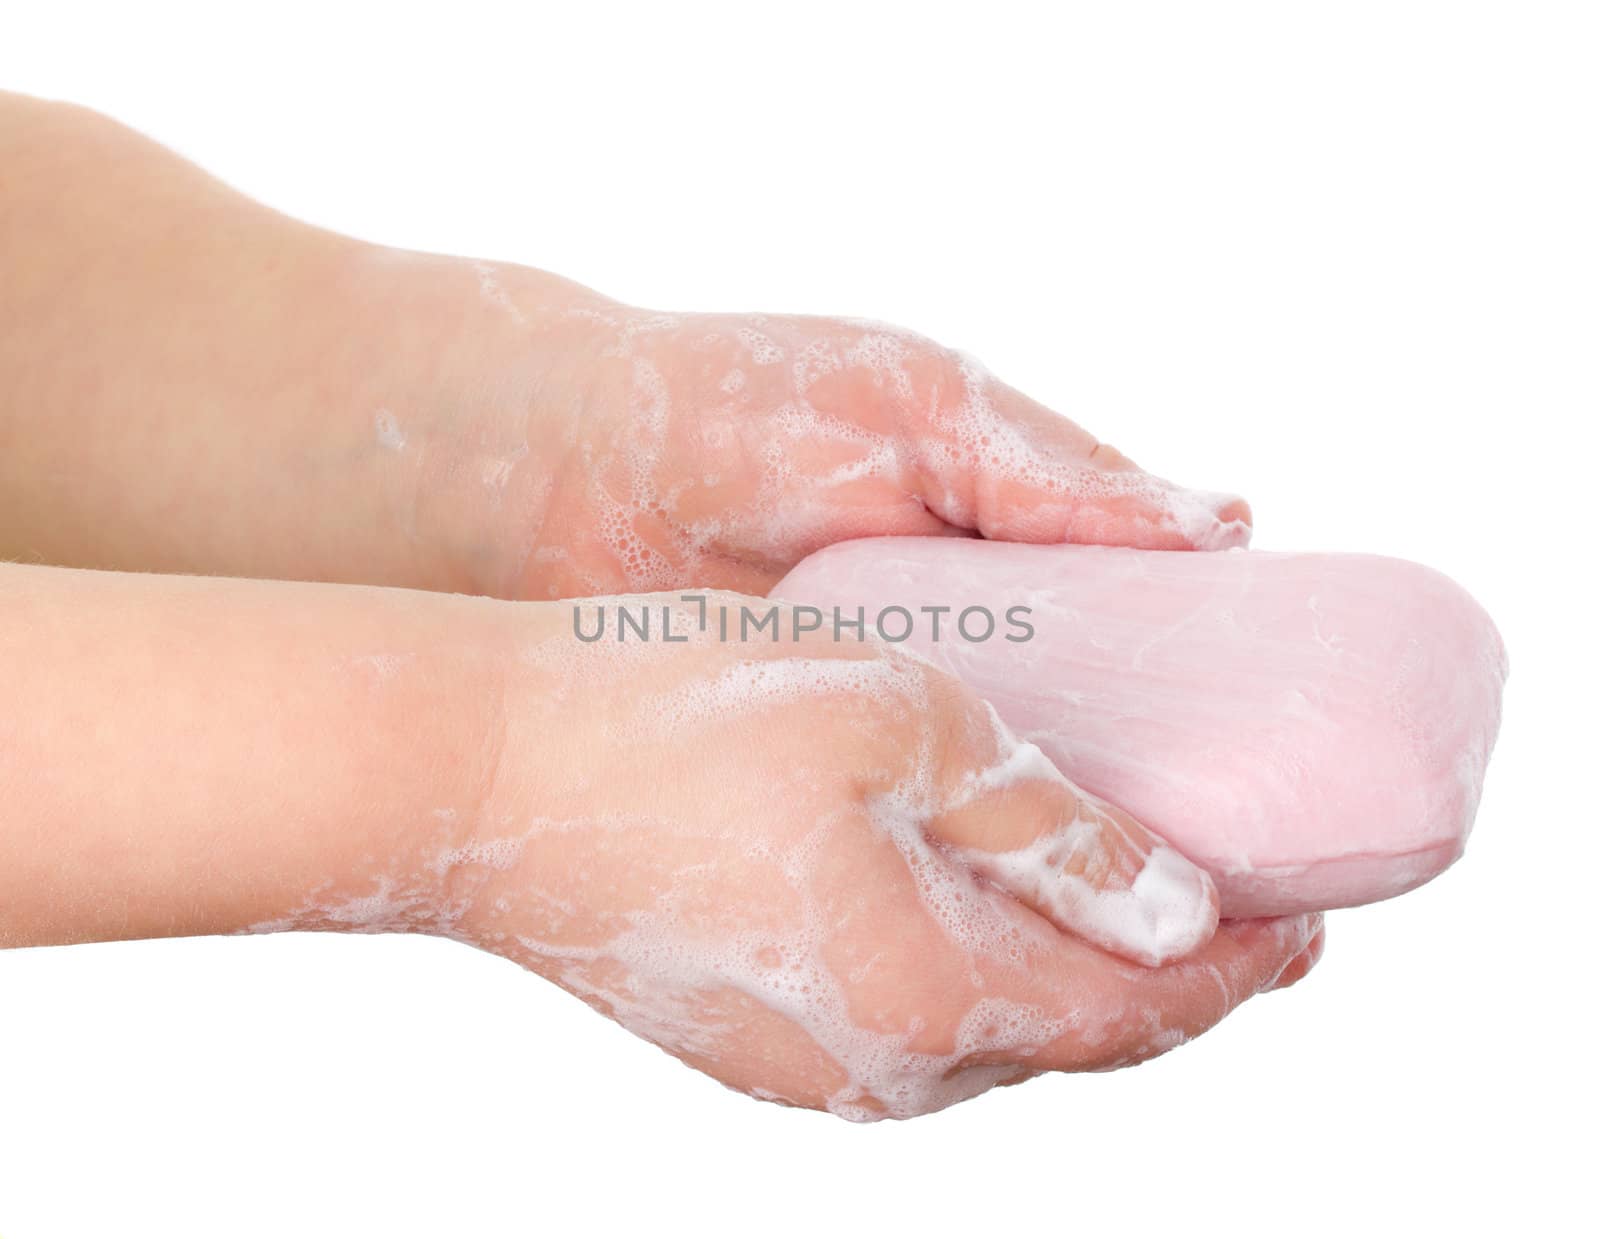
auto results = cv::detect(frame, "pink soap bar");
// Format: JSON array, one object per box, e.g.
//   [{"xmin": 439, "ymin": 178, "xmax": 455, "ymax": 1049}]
[{"xmin": 773, "ymin": 539, "xmax": 1507, "ymax": 917}]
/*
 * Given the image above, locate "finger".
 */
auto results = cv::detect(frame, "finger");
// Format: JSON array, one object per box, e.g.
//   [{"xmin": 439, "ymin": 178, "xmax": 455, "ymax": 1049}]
[
  {"xmin": 927, "ymin": 736, "xmax": 1219, "ymax": 967},
  {"xmin": 1112, "ymin": 912, "xmax": 1324, "ymax": 1042},
  {"xmin": 1026, "ymin": 912, "xmax": 1323, "ymax": 1072},
  {"xmin": 1268, "ymin": 921, "xmax": 1327, "ymax": 991},
  {"xmin": 897, "ymin": 344, "xmax": 1253, "ymax": 550},
  {"xmin": 917, "ymin": 362, "xmax": 1255, "ymax": 549},
  {"xmin": 768, "ymin": 318, "xmax": 1252, "ymax": 549}
]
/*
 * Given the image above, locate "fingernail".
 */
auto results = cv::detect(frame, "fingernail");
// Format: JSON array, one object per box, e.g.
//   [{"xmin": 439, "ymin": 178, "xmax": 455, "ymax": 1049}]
[
  {"xmin": 961, "ymin": 829, "xmax": 1220, "ymax": 967},
  {"xmin": 1163, "ymin": 485, "xmax": 1254, "ymax": 550},
  {"xmin": 1109, "ymin": 843, "xmax": 1222, "ymax": 966}
]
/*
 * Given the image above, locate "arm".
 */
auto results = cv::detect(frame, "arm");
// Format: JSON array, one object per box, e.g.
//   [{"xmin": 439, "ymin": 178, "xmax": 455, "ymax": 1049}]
[
  {"xmin": 0, "ymin": 91, "xmax": 1250, "ymax": 602},
  {"xmin": 0, "ymin": 90, "xmax": 499, "ymax": 591},
  {"xmin": 0, "ymin": 560, "xmax": 1314, "ymax": 1118},
  {"xmin": 0, "ymin": 560, "xmax": 507, "ymax": 944}
]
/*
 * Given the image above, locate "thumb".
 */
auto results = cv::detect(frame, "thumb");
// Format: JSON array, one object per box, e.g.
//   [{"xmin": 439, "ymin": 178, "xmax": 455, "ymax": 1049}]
[{"xmin": 928, "ymin": 738, "xmax": 1219, "ymax": 966}]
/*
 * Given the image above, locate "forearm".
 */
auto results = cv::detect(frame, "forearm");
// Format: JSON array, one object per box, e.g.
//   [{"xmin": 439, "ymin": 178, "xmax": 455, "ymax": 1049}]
[
  {"xmin": 0, "ymin": 561, "xmax": 514, "ymax": 947},
  {"xmin": 0, "ymin": 92, "xmax": 567, "ymax": 593}
]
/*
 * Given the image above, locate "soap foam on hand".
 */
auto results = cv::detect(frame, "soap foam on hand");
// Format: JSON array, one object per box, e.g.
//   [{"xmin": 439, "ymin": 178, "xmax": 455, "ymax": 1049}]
[{"xmin": 772, "ymin": 539, "xmax": 1508, "ymax": 918}]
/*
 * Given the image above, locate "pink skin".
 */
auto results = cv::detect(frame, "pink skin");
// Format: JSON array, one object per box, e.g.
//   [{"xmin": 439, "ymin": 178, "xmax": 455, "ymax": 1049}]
[
  {"xmin": 0, "ymin": 94, "xmax": 1250, "ymax": 601},
  {"xmin": 265, "ymin": 591, "xmax": 1314, "ymax": 1120},
  {"xmin": 0, "ymin": 96, "xmax": 1323, "ymax": 1118},
  {"xmin": 382, "ymin": 263, "xmax": 1257, "ymax": 601},
  {"xmin": 0, "ymin": 569, "xmax": 1320, "ymax": 1120}
]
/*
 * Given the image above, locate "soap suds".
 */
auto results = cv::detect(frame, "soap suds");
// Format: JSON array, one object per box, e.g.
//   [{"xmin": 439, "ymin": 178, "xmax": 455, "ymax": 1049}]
[
  {"xmin": 374, "ymin": 409, "xmax": 407, "ymax": 452},
  {"xmin": 518, "ymin": 307, "xmax": 1246, "ymax": 597}
]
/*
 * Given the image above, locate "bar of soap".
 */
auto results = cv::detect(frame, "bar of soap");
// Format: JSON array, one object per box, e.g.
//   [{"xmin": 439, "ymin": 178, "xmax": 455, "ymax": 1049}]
[{"xmin": 773, "ymin": 538, "xmax": 1507, "ymax": 917}]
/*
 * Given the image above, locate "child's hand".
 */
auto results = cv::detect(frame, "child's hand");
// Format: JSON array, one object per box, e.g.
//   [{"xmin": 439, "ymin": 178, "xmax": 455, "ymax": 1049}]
[
  {"xmin": 0, "ymin": 565, "xmax": 1314, "ymax": 1122},
  {"xmin": 408, "ymin": 264, "xmax": 1253, "ymax": 599},
  {"xmin": 408, "ymin": 595, "xmax": 1312, "ymax": 1120}
]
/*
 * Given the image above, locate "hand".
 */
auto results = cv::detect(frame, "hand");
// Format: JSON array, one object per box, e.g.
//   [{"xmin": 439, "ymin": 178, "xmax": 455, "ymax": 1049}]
[
  {"xmin": 417, "ymin": 595, "xmax": 1310, "ymax": 1119},
  {"xmin": 394, "ymin": 261, "xmax": 1255, "ymax": 600},
  {"xmin": 0, "ymin": 564, "xmax": 1314, "ymax": 1121}
]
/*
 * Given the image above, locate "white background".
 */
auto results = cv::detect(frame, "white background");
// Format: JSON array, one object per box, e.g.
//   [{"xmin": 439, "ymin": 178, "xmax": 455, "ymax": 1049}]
[{"xmin": 2, "ymin": 2, "xmax": 1595, "ymax": 1235}]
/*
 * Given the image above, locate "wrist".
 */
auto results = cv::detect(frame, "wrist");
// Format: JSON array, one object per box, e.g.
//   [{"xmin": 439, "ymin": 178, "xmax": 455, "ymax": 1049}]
[
  {"xmin": 333, "ymin": 245, "xmax": 605, "ymax": 600},
  {"xmin": 229, "ymin": 583, "xmax": 534, "ymax": 941}
]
